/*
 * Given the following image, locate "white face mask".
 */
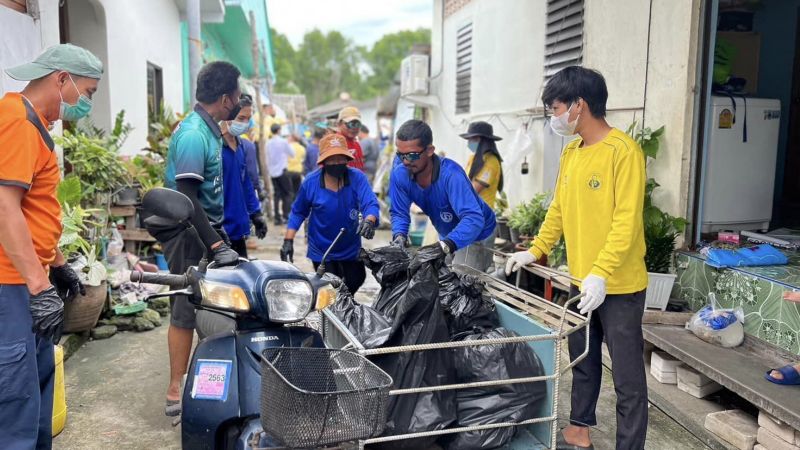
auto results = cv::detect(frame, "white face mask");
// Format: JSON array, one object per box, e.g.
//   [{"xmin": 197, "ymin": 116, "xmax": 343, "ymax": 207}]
[{"xmin": 549, "ymin": 103, "xmax": 579, "ymax": 136}]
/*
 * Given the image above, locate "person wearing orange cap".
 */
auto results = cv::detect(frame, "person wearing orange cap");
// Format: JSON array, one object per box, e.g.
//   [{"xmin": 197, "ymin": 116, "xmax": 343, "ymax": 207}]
[
  {"xmin": 336, "ymin": 106, "xmax": 365, "ymax": 171},
  {"xmin": 280, "ymin": 134, "xmax": 379, "ymax": 294}
]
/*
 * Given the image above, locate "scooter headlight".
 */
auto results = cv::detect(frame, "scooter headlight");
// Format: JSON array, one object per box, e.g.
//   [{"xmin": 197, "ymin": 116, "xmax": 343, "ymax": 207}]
[
  {"xmin": 265, "ymin": 279, "xmax": 313, "ymax": 322},
  {"xmin": 199, "ymin": 280, "xmax": 251, "ymax": 312}
]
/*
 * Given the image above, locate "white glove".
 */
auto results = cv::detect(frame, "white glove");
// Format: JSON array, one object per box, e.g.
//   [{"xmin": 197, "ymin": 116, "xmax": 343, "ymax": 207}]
[
  {"xmin": 505, "ymin": 251, "xmax": 536, "ymax": 276},
  {"xmin": 578, "ymin": 274, "xmax": 607, "ymax": 315}
]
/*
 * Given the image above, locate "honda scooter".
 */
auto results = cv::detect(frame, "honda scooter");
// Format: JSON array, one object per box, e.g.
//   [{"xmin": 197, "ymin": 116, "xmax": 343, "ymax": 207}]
[{"xmin": 131, "ymin": 188, "xmax": 343, "ymax": 449}]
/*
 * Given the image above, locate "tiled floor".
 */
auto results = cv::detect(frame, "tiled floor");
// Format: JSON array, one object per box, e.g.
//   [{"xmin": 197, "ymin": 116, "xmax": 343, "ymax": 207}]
[{"xmin": 673, "ymin": 252, "xmax": 800, "ymax": 355}]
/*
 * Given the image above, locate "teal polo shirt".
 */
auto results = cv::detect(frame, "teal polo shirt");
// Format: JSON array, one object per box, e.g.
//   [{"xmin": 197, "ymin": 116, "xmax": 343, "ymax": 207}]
[{"xmin": 165, "ymin": 104, "xmax": 224, "ymax": 223}]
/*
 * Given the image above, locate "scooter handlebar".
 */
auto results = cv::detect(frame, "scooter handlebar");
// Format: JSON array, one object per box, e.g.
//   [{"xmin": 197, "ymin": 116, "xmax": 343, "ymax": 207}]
[{"xmin": 130, "ymin": 271, "xmax": 189, "ymax": 288}]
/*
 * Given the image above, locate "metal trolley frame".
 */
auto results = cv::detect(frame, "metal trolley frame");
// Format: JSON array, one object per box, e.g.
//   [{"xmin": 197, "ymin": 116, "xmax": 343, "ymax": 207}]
[{"xmin": 320, "ymin": 264, "xmax": 591, "ymax": 449}]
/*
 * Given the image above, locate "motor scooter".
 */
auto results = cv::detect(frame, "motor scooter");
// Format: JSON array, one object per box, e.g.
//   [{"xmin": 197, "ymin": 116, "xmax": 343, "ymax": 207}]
[{"xmin": 132, "ymin": 188, "xmax": 346, "ymax": 449}]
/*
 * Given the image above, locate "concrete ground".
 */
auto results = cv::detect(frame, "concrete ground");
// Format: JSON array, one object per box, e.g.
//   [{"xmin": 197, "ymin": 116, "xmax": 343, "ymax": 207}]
[{"xmin": 54, "ymin": 225, "xmax": 711, "ymax": 449}]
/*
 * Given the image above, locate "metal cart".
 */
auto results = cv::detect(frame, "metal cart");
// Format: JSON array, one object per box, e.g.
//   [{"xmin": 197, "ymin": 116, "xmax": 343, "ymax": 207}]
[{"xmin": 321, "ymin": 264, "xmax": 591, "ymax": 449}]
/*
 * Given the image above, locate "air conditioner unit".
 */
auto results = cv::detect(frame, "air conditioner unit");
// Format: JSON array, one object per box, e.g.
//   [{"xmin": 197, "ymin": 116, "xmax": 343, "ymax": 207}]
[{"xmin": 400, "ymin": 54, "xmax": 429, "ymax": 97}]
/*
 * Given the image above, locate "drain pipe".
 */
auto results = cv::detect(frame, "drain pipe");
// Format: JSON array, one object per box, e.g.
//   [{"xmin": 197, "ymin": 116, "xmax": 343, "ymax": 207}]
[{"xmin": 187, "ymin": 0, "xmax": 202, "ymax": 105}]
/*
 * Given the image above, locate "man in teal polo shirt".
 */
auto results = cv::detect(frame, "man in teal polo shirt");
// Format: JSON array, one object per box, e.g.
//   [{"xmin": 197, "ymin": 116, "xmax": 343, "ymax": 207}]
[{"xmin": 157, "ymin": 61, "xmax": 241, "ymax": 416}]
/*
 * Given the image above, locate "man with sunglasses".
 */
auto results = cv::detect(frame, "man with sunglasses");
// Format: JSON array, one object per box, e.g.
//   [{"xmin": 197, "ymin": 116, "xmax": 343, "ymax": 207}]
[
  {"xmin": 336, "ymin": 106, "xmax": 365, "ymax": 170},
  {"xmin": 389, "ymin": 120, "xmax": 495, "ymax": 262}
]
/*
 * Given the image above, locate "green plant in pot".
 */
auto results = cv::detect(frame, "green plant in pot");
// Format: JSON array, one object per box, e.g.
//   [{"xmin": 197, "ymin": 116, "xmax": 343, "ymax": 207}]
[
  {"xmin": 508, "ymin": 191, "xmax": 550, "ymax": 245},
  {"xmin": 626, "ymin": 122, "xmax": 687, "ymax": 310},
  {"xmin": 494, "ymin": 192, "xmax": 511, "ymax": 241}
]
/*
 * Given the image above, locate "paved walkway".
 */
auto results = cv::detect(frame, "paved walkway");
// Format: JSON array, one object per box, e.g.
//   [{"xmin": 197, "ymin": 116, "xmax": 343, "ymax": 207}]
[{"xmin": 54, "ymin": 225, "xmax": 710, "ymax": 449}]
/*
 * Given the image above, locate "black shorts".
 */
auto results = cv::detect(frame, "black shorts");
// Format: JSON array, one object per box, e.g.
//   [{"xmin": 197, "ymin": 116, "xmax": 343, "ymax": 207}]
[{"xmin": 159, "ymin": 225, "xmax": 205, "ymax": 329}]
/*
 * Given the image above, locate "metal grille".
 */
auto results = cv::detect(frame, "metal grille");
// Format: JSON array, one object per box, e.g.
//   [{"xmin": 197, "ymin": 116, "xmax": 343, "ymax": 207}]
[
  {"xmin": 260, "ymin": 347, "xmax": 392, "ymax": 448},
  {"xmin": 455, "ymin": 22, "xmax": 473, "ymax": 114},
  {"xmin": 544, "ymin": 0, "xmax": 584, "ymax": 78}
]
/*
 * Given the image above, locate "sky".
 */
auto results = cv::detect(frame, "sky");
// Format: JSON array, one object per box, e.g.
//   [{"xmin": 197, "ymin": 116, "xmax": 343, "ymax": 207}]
[{"xmin": 266, "ymin": 0, "xmax": 433, "ymax": 48}]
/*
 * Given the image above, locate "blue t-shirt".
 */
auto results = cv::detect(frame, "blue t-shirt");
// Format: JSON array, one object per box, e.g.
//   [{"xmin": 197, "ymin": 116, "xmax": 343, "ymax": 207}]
[
  {"xmin": 287, "ymin": 168, "xmax": 380, "ymax": 262},
  {"xmin": 222, "ymin": 138, "xmax": 261, "ymax": 241},
  {"xmin": 242, "ymin": 139, "xmax": 261, "ymax": 193},
  {"xmin": 164, "ymin": 104, "xmax": 224, "ymax": 223},
  {"xmin": 389, "ymin": 156, "xmax": 495, "ymax": 250},
  {"xmin": 304, "ymin": 143, "xmax": 320, "ymax": 174}
]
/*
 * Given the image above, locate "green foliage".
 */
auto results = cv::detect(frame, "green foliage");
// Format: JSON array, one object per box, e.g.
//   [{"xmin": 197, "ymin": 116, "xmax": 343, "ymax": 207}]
[
  {"xmin": 494, "ymin": 191, "xmax": 509, "ymax": 217},
  {"xmin": 548, "ymin": 238, "xmax": 567, "ymax": 268},
  {"xmin": 508, "ymin": 192, "xmax": 551, "ymax": 237},
  {"xmin": 56, "ymin": 110, "xmax": 133, "ymax": 204},
  {"xmin": 56, "ymin": 176, "xmax": 82, "ymax": 207},
  {"xmin": 146, "ymin": 101, "xmax": 182, "ymax": 160},
  {"xmin": 270, "ymin": 27, "xmax": 431, "ymax": 107},
  {"xmin": 627, "ymin": 122, "xmax": 687, "ymax": 273},
  {"xmin": 58, "ymin": 203, "xmax": 93, "ymax": 257}
]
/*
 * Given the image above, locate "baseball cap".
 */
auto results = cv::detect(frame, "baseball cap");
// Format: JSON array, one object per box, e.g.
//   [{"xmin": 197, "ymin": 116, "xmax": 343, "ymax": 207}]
[
  {"xmin": 317, "ymin": 134, "xmax": 354, "ymax": 164},
  {"xmin": 5, "ymin": 44, "xmax": 103, "ymax": 81},
  {"xmin": 337, "ymin": 106, "xmax": 361, "ymax": 123}
]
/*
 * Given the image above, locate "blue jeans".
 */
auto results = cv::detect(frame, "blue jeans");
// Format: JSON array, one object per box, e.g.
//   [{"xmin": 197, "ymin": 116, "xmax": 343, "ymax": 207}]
[{"xmin": 0, "ymin": 284, "xmax": 54, "ymax": 449}]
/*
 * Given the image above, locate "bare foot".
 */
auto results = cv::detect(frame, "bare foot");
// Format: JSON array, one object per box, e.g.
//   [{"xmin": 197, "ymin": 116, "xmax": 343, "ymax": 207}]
[
  {"xmin": 770, "ymin": 363, "xmax": 800, "ymax": 380},
  {"xmin": 562, "ymin": 424, "xmax": 592, "ymax": 447},
  {"xmin": 166, "ymin": 384, "xmax": 181, "ymax": 402}
]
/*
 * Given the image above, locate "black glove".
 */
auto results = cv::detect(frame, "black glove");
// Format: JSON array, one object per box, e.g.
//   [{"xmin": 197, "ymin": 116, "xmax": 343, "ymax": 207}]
[
  {"xmin": 251, "ymin": 213, "xmax": 268, "ymax": 239},
  {"xmin": 213, "ymin": 226, "xmax": 232, "ymax": 247},
  {"xmin": 357, "ymin": 219, "xmax": 375, "ymax": 240},
  {"xmin": 210, "ymin": 242, "xmax": 240, "ymax": 267},
  {"xmin": 50, "ymin": 264, "xmax": 85, "ymax": 302},
  {"xmin": 392, "ymin": 233, "xmax": 408, "ymax": 248},
  {"xmin": 280, "ymin": 239, "xmax": 294, "ymax": 263},
  {"xmin": 29, "ymin": 286, "xmax": 64, "ymax": 343}
]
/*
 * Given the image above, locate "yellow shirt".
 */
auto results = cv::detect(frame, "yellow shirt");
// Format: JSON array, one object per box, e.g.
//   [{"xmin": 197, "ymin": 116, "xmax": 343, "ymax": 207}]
[
  {"xmin": 466, "ymin": 153, "xmax": 501, "ymax": 208},
  {"xmin": 287, "ymin": 142, "xmax": 306, "ymax": 173},
  {"xmin": 529, "ymin": 128, "xmax": 648, "ymax": 294}
]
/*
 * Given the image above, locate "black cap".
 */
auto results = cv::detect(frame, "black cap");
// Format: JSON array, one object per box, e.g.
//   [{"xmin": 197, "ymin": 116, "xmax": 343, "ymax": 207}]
[{"xmin": 459, "ymin": 121, "xmax": 502, "ymax": 141}]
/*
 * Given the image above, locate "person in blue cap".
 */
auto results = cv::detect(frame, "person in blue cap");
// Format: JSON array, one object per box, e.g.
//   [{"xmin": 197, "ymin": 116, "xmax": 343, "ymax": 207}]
[
  {"xmin": 280, "ymin": 133, "xmax": 379, "ymax": 294},
  {"xmin": 389, "ymin": 119, "xmax": 496, "ymax": 264},
  {"xmin": 220, "ymin": 94, "xmax": 267, "ymax": 258},
  {"xmin": 0, "ymin": 43, "xmax": 102, "ymax": 449}
]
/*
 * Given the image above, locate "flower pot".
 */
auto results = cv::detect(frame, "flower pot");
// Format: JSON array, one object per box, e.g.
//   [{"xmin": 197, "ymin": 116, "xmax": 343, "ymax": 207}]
[
  {"xmin": 496, "ymin": 218, "xmax": 511, "ymax": 241},
  {"xmin": 509, "ymin": 227, "xmax": 521, "ymax": 244},
  {"xmin": 514, "ymin": 242, "xmax": 530, "ymax": 252},
  {"xmin": 645, "ymin": 272, "xmax": 677, "ymax": 311},
  {"xmin": 63, "ymin": 281, "xmax": 108, "ymax": 333},
  {"xmin": 114, "ymin": 186, "xmax": 140, "ymax": 206}
]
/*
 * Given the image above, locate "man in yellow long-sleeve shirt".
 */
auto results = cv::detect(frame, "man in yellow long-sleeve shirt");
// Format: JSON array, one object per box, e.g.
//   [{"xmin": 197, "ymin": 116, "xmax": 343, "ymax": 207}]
[{"xmin": 506, "ymin": 67, "xmax": 648, "ymax": 450}]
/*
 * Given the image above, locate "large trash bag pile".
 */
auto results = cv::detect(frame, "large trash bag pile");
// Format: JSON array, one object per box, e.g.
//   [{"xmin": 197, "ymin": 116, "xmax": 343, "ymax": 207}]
[{"xmin": 330, "ymin": 245, "xmax": 548, "ymax": 449}]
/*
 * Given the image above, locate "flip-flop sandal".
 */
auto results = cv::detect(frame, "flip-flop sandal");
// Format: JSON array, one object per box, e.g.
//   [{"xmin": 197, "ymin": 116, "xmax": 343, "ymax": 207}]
[
  {"xmin": 556, "ymin": 432, "xmax": 595, "ymax": 450},
  {"xmin": 165, "ymin": 399, "xmax": 182, "ymax": 416},
  {"xmin": 765, "ymin": 365, "xmax": 800, "ymax": 385}
]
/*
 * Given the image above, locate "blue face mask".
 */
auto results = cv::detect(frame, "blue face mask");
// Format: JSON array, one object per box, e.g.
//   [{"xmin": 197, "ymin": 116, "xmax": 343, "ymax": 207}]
[
  {"xmin": 467, "ymin": 140, "xmax": 479, "ymax": 153},
  {"xmin": 228, "ymin": 118, "xmax": 251, "ymax": 136},
  {"xmin": 59, "ymin": 74, "xmax": 92, "ymax": 122}
]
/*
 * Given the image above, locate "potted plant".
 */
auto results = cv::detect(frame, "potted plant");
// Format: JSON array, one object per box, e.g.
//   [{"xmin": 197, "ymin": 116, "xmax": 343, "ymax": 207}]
[
  {"xmin": 508, "ymin": 192, "xmax": 550, "ymax": 249},
  {"xmin": 494, "ymin": 192, "xmax": 511, "ymax": 241},
  {"xmin": 627, "ymin": 123, "xmax": 687, "ymax": 310},
  {"xmin": 56, "ymin": 178, "xmax": 109, "ymax": 332}
]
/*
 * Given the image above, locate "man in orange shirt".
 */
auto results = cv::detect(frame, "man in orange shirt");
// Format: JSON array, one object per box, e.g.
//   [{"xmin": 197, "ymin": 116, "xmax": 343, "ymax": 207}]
[{"xmin": 0, "ymin": 44, "xmax": 102, "ymax": 449}]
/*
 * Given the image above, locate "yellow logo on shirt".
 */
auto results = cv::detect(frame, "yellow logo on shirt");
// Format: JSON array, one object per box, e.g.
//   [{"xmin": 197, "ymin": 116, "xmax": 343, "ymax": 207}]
[{"xmin": 588, "ymin": 174, "xmax": 601, "ymax": 190}]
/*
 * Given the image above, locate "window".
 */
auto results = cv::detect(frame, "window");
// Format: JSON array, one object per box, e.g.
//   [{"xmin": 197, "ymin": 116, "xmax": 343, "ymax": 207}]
[
  {"xmin": 455, "ymin": 22, "xmax": 472, "ymax": 114},
  {"xmin": 147, "ymin": 62, "xmax": 164, "ymax": 126},
  {"xmin": 544, "ymin": 0, "xmax": 584, "ymax": 78},
  {"xmin": 0, "ymin": 0, "xmax": 27, "ymax": 13}
]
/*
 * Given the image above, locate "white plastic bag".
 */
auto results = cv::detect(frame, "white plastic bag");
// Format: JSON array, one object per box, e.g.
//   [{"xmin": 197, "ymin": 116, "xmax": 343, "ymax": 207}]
[{"xmin": 685, "ymin": 293, "xmax": 744, "ymax": 348}]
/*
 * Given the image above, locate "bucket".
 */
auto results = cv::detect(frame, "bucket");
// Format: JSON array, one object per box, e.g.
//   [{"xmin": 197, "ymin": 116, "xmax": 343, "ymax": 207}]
[{"xmin": 52, "ymin": 345, "xmax": 66, "ymax": 437}]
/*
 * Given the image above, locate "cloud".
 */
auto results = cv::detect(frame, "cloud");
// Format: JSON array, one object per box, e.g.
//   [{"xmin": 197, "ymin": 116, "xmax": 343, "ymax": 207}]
[{"xmin": 267, "ymin": 0, "xmax": 433, "ymax": 48}]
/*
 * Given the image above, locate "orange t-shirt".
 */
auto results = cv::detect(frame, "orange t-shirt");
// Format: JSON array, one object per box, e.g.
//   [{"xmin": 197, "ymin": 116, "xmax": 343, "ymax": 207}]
[{"xmin": 0, "ymin": 93, "xmax": 62, "ymax": 284}]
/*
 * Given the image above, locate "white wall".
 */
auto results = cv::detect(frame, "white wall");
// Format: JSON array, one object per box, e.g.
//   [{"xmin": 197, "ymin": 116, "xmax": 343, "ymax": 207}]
[
  {"xmin": 68, "ymin": 0, "xmax": 185, "ymax": 155},
  {"xmin": 425, "ymin": 0, "xmax": 703, "ymax": 221}
]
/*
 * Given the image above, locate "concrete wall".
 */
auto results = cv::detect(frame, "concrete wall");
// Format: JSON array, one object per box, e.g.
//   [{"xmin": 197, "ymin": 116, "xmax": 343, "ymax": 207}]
[
  {"xmin": 68, "ymin": 0, "xmax": 185, "ymax": 155},
  {"xmin": 425, "ymin": 0, "xmax": 703, "ymax": 223}
]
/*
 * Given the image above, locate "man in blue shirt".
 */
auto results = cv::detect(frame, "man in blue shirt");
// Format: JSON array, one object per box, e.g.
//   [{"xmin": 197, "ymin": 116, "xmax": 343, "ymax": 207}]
[
  {"xmin": 303, "ymin": 128, "xmax": 324, "ymax": 174},
  {"xmin": 389, "ymin": 120, "xmax": 495, "ymax": 263},
  {"xmin": 281, "ymin": 134, "xmax": 379, "ymax": 294},
  {"xmin": 220, "ymin": 95, "xmax": 267, "ymax": 258},
  {"xmin": 158, "ymin": 61, "xmax": 241, "ymax": 417}
]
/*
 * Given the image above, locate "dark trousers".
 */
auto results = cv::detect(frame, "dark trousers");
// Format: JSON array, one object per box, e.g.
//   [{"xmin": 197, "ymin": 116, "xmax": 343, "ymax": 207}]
[
  {"xmin": 0, "ymin": 284, "xmax": 55, "ymax": 450},
  {"xmin": 313, "ymin": 260, "xmax": 367, "ymax": 295},
  {"xmin": 567, "ymin": 286, "xmax": 648, "ymax": 450},
  {"xmin": 288, "ymin": 171, "xmax": 302, "ymax": 201},
  {"xmin": 231, "ymin": 238, "xmax": 248, "ymax": 259},
  {"xmin": 271, "ymin": 170, "xmax": 293, "ymax": 222}
]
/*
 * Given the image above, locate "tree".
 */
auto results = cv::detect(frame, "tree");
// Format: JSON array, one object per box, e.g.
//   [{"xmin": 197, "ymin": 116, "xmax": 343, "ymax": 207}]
[
  {"xmin": 271, "ymin": 29, "xmax": 299, "ymax": 94},
  {"xmin": 364, "ymin": 28, "xmax": 431, "ymax": 93},
  {"xmin": 293, "ymin": 29, "xmax": 364, "ymax": 107}
]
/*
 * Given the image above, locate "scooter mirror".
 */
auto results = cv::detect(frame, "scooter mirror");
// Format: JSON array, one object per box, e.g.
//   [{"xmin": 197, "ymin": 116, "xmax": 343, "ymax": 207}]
[{"xmin": 142, "ymin": 187, "xmax": 195, "ymax": 223}]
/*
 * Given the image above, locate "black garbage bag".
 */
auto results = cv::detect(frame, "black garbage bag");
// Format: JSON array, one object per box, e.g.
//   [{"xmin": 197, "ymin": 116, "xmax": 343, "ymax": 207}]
[
  {"xmin": 443, "ymin": 327, "xmax": 548, "ymax": 450},
  {"xmin": 329, "ymin": 282, "xmax": 392, "ymax": 349},
  {"xmin": 360, "ymin": 246, "xmax": 411, "ymax": 317},
  {"xmin": 438, "ymin": 266, "xmax": 498, "ymax": 335},
  {"xmin": 371, "ymin": 245, "xmax": 457, "ymax": 449}
]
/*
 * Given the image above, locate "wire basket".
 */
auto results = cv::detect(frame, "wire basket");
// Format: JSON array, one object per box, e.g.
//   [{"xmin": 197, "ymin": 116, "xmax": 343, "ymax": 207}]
[{"xmin": 260, "ymin": 347, "xmax": 392, "ymax": 448}]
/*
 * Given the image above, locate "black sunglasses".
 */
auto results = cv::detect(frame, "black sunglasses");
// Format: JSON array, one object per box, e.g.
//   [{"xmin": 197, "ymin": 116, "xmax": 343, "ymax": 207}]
[
  {"xmin": 345, "ymin": 120, "xmax": 362, "ymax": 130},
  {"xmin": 395, "ymin": 151, "xmax": 424, "ymax": 162}
]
